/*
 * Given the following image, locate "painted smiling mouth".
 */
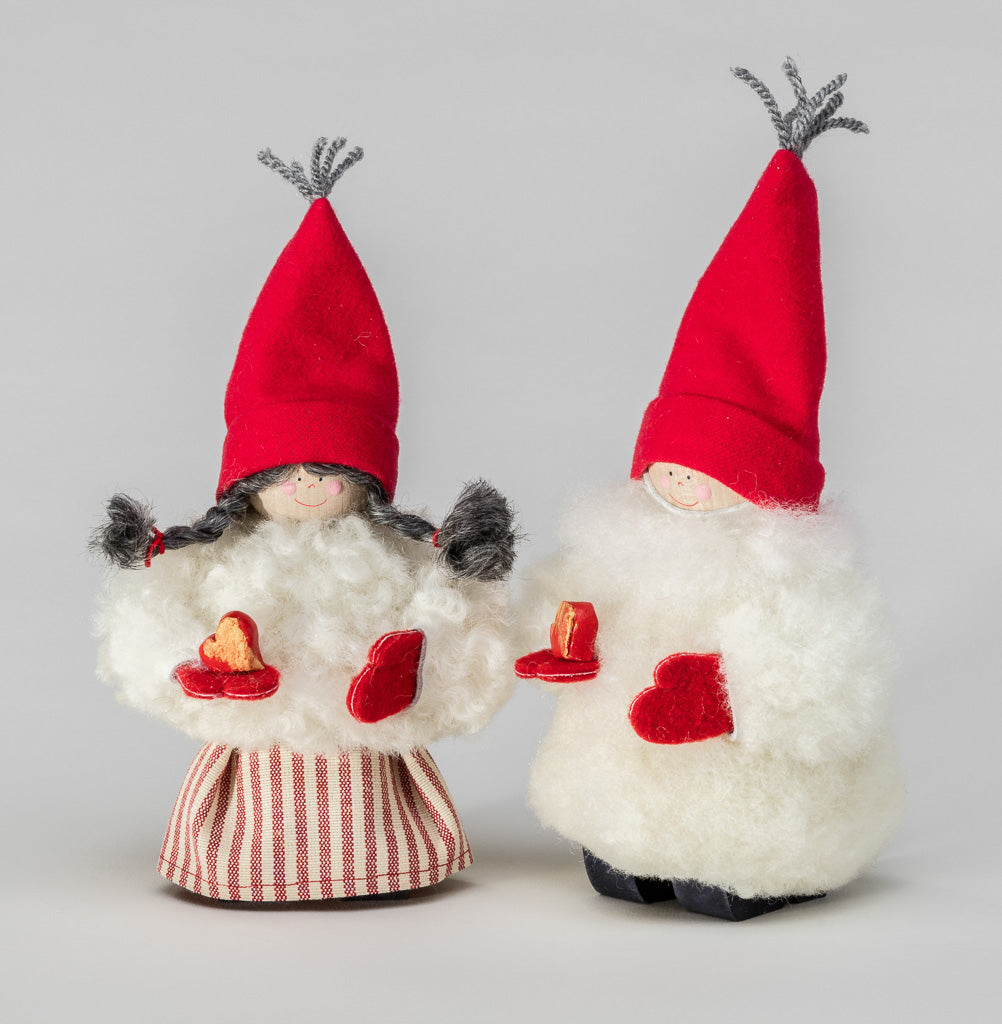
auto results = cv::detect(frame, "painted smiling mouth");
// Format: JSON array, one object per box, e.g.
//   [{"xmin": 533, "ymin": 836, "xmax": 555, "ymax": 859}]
[
  {"xmin": 668, "ymin": 494, "xmax": 700, "ymax": 507},
  {"xmin": 294, "ymin": 498, "xmax": 329, "ymax": 507}
]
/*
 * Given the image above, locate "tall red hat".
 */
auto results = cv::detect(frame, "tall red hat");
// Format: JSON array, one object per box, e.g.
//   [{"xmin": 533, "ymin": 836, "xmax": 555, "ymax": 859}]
[
  {"xmin": 218, "ymin": 138, "xmax": 400, "ymax": 500},
  {"xmin": 631, "ymin": 60, "xmax": 868, "ymax": 509}
]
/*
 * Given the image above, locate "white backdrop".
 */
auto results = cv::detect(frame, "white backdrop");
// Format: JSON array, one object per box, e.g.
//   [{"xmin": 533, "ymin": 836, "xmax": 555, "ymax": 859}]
[{"xmin": 3, "ymin": 1, "xmax": 1000, "ymax": 1021}]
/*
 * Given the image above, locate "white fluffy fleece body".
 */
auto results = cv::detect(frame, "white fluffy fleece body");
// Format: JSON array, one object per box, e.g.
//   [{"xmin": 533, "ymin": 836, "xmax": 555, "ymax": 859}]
[
  {"xmin": 96, "ymin": 516, "xmax": 513, "ymax": 754},
  {"xmin": 524, "ymin": 484, "xmax": 904, "ymax": 899}
]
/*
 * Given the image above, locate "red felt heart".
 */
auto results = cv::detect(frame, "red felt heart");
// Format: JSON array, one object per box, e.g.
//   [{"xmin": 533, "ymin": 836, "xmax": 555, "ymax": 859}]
[
  {"xmin": 628, "ymin": 652, "xmax": 733, "ymax": 744},
  {"xmin": 347, "ymin": 630, "xmax": 425, "ymax": 724}
]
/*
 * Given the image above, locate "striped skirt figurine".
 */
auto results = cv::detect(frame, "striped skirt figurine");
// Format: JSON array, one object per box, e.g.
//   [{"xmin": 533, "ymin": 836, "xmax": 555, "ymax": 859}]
[
  {"xmin": 160, "ymin": 745, "xmax": 470, "ymax": 902},
  {"xmin": 93, "ymin": 135, "xmax": 517, "ymax": 905}
]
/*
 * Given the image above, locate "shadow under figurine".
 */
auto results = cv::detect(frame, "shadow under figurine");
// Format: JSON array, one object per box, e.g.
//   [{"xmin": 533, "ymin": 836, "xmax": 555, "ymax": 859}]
[
  {"xmin": 94, "ymin": 138, "xmax": 517, "ymax": 903},
  {"xmin": 516, "ymin": 60, "xmax": 904, "ymax": 922}
]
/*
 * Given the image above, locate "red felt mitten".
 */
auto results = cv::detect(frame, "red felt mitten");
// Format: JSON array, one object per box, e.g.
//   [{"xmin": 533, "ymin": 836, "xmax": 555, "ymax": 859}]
[
  {"xmin": 173, "ymin": 662, "xmax": 229, "ymax": 699},
  {"xmin": 515, "ymin": 601, "xmax": 600, "ymax": 683},
  {"xmin": 628, "ymin": 653, "xmax": 732, "ymax": 744},
  {"xmin": 221, "ymin": 667, "xmax": 280, "ymax": 701},
  {"xmin": 346, "ymin": 630, "xmax": 425, "ymax": 723},
  {"xmin": 514, "ymin": 648, "xmax": 602, "ymax": 683}
]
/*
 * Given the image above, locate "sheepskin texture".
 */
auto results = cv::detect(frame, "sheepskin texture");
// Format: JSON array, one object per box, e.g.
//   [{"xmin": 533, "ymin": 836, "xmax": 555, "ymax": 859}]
[
  {"xmin": 522, "ymin": 482, "xmax": 904, "ymax": 899},
  {"xmin": 96, "ymin": 515, "xmax": 514, "ymax": 754}
]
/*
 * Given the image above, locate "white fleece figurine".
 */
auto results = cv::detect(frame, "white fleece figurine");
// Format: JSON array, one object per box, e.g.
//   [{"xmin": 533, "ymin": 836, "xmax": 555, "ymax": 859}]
[
  {"xmin": 94, "ymin": 138, "xmax": 516, "ymax": 902},
  {"xmin": 516, "ymin": 61, "xmax": 904, "ymax": 921}
]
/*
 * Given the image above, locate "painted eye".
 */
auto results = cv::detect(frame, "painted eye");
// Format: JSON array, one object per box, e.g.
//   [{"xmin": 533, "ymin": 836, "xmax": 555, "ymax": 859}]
[
  {"xmin": 686, "ymin": 475, "xmax": 691, "ymax": 480},
  {"xmin": 667, "ymin": 471, "xmax": 673, "ymax": 477}
]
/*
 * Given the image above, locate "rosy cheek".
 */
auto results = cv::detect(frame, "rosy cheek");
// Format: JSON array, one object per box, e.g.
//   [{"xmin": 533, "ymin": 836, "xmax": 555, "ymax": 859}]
[
  {"xmin": 694, "ymin": 484, "xmax": 712, "ymax": 502},
  {"xmin": 659, "ymin": 474, "xmax": 671, "ymax": 491},
  {"xmin": 280, "ymin": 481, "xmax": 297, "ymax": 495},
  {"xmin": 327, "ymin": 479, "xmax": 344, "ymax": 496}
]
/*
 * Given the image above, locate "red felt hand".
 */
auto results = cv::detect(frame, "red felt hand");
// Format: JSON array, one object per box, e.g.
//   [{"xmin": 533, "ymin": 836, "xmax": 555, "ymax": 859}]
[
  {"xmin": 174, "ymin": 662, "xmax": 229, "ymax": 699},
  {"xmin": 628, "ymin": 653, "xmax": 732, "ymax": 744},
  {"xmin": 347, "ymin": 630, "xmax": 425, "ymax": 723},
  {"xmin": 514, "ymin": 649, "xmax": 601, "ymax": 682},
  {"xmin": 515, "ymin": 601, "xmax": 600, "ymax": 683}
]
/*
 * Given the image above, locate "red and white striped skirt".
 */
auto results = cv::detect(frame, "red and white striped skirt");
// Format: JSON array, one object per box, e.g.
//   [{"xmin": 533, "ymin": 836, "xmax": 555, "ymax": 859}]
[{"xmin": 158, "ymin": 744, "xmax": 472, "ymax": 901}]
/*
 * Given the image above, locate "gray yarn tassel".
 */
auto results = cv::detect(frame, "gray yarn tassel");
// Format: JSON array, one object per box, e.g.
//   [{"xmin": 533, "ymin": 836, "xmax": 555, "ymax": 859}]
[
  {"xmin": 258, "ymin": 136, "xmax": 364, "ymax": 200},
  {"xmin": 731, "ymin": 57, "xmax": 868, "ymax": 158}
]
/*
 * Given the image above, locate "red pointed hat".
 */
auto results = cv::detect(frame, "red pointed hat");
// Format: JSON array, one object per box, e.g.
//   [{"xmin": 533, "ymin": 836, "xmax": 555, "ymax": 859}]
[
  {"xmin": 631, "ymin": 60, "xmax": 868, "ymax": 509},
  {"xmin": 218, "ymin": 139, "xmax": 400, "ymax": 500}
]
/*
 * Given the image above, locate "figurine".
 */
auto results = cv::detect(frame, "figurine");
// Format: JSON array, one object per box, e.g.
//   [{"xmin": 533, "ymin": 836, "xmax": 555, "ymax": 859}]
[
  {"xmin": 94, "ymin": 138, "xmax": 517, "ymax": 902},
  {"xmin": 517, "ymin": 61, "xmax": 904, "ymax": 921}
]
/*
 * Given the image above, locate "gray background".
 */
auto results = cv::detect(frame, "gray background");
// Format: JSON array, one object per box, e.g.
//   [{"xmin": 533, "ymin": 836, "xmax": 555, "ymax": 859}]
[{"xmin": 3, "ymin": 1, "xmax": 1000, "ymax": 1020}]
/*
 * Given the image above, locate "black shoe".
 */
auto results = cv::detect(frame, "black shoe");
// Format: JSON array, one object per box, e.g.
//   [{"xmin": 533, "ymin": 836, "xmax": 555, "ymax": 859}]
[
  {"xmin": 582, "ymin": 848, "xmax": 676, "ymax": 904},
  {"xmin": 673, "ymin": 880, "xmax": 825, "ymax": 921}
]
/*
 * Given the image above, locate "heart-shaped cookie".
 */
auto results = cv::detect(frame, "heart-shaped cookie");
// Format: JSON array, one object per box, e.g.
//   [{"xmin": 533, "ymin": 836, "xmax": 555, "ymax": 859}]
[
  {"xmin": 549, "ymin": 601, "xmax": 599, "ymax": 661},
  {"xmin": 347, "ymin": 630, "xmax": 425, "ymax": 724},
  {"xmin": 172, "ymin": 611, "xmax": 279, "ymax": 702},
  {"xmin": 515, "ymin": 600, "xmax": 601, "ymax": 683},
  {"xmin": 628, "ymin": 652, "xmax": 732, "ymax": 744},
  {"xmin": 199, "ymin": 612, "xmax": 265, "ymax": 672}
]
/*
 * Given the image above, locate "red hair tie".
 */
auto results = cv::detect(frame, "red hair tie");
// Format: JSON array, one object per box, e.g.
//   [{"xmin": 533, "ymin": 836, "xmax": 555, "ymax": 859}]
[
  {"xmin": 144, "ymin": 529, "xmax": 165, "ymax": 568},
  {"xmin": 431, "ymin": 530, "xmax": 441, "ymax": 549}
]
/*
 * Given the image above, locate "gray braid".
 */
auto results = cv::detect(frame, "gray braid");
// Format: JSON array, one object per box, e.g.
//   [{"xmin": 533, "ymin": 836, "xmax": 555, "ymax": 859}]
[{"xmin": 92, "ymin": 466, "xmax": 292, "ymax": 569}]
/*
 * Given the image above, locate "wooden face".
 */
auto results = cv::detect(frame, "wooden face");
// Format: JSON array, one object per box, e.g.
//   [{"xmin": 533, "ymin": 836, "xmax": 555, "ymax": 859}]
[
  {"xmin": 647, "ymin": 462, "xmax": 745, "ymax": 512},
  {"xmin": 250, "ymin": 467, "xmax": 369, "ymax": 522}
]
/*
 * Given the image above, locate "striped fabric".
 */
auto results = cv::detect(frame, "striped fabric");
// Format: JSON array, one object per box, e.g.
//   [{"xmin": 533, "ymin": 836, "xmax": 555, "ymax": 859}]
[{"xmin": 159, "ymin": 744, "xmax": 471, "ymax": 901}]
